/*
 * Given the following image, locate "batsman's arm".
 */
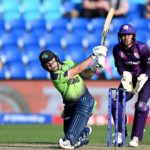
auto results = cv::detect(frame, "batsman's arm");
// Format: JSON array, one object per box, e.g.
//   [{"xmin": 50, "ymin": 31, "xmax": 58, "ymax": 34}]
[
  {"xmin": 67, "ymin": 55, "xmax": 99, "ymax": 80},
  {"xmin": 67, "ymin": 45, "xmax": 108, "ymax": 79},
  {"xmin": 80, "ymin": 69, "xmax": 95, "ymax": 79}
]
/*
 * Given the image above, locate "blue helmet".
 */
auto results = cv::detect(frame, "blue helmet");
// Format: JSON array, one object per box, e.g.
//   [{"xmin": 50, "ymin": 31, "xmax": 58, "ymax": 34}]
[
  {"xmin": 118, "ymin": 24, "xmax": 135, "ymax": 35},
  {"xmin": 118, "ymin": 24, "xmax": 136, "ymax": 41}
]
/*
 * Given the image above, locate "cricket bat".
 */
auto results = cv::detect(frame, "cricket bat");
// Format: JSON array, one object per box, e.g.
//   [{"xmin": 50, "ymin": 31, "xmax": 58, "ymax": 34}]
[{"xmin": 100, "ymin": 8, "xmax": 114, "ymax": 45}]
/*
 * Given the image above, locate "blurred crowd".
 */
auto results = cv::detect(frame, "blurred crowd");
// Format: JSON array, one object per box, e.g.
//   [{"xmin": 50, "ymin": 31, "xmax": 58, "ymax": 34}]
[
  {"xmin": 0, "ymin": 0, "xmax": 149, "ymax": 22},
  {"xmin": 62, "ymin": 0, "xmax": 150, "ymax": 19},
  {"xmin": 63, "ymin": 0, "xmax": 129, "ymax": 18}
]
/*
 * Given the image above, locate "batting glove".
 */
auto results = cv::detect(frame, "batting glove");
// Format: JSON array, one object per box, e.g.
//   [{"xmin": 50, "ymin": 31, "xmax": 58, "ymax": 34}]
[
  {"xmin": 95, "ymin": 55, "xmax": 105, "ymax": 70},
  {"xmin": 93, "ymin": 45, "xmax": 108, "ymax": 57},
  {"xmin": 132, "ymin": 74, "xmax": 148, "ymax": 94},
  {"xmin": 121, "ymin": 71, "xmax": 133, "ymax": 92}
]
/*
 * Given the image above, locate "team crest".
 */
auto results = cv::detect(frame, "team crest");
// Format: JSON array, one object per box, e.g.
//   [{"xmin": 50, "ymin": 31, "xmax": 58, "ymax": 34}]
[
  {"xmin": 42, "ymin": 53, "xmax": 48, "ymax": 59},
  {"xmin": 134, "ymin": 52, "xmax": 139, "ymax": 59},
  {"xmin": 123, "ymin": 25, "xmax": 129, "ymax": 30},
  {"xmin": 120, "ymin": 51, "xmax": 125, "ymax": 58}
]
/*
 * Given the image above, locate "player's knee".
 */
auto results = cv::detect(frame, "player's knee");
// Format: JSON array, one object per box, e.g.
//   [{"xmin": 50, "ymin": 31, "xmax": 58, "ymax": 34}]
[
  {"xmin": 77, "ymin": 98, "xmax": 94, "ymax": 114},
  {"xmin": 135, "ymin": 101, "xmax": 149, "ymax": 112}
]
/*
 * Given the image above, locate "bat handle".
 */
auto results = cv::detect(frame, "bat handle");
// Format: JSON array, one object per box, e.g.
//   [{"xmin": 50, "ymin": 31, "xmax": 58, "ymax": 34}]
[{"xmin": 100, "ymin": 30, "xmax": 107, "ymax": 45}]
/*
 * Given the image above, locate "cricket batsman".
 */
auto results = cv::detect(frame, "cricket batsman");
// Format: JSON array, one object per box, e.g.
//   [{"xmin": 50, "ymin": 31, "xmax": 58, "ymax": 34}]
[
  {"xmin": 112, "ymin": 24, "xmax": 150, "ymax": 147},
  {"xmin": 39, "ymin": 45, "xmax": 108, "ymax": 149}
]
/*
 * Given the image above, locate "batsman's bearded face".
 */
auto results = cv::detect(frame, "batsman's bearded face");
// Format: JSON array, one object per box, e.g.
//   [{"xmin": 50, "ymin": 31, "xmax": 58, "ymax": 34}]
[
  {"xmin": 45, "ymin": 58, "xmax": 59, "ymax": 71},
  {"xmin": 120, "ymin": 34, "xmax": 134, "ymax": 48}
]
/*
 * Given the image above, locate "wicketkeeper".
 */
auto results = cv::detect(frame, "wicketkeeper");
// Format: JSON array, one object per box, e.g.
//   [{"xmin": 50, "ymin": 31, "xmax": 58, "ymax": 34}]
[
  {"xmin": 39, "ymin": 45, "xmax": 108, "ymax": 149},
  {"xmin": 112, "ymin": 24, "xmax": 150, "ymax": 147}
]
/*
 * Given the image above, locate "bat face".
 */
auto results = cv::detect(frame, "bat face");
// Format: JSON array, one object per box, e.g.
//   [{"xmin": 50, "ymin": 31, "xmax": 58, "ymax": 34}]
[{"xmin": 101, "ymin": 8, "xmax": 114, "ymax": 45}]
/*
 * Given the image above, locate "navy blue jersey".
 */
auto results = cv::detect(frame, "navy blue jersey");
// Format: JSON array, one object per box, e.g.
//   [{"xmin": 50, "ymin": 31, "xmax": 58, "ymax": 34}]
[{"xmin": 113, "ymin": 41, "xmax": 150, "ymax": 78}]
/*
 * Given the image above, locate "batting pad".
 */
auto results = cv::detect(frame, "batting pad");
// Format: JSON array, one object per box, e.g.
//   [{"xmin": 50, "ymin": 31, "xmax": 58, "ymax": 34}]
[{"xmin": 65, "ymin": 93, "xmax": 94, "ymax": 146}]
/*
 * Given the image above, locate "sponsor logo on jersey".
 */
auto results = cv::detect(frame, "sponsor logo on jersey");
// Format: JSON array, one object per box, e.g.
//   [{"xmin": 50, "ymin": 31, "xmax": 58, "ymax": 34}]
[
  {"xmin": 133, "ymin": 52, "xmax": 140, "ymax": 59},
  {"xmin": 120, "ymin": 51, "xmax": 125, "ymax": 58},
  {"xmin": 124, "ymin": 61, "xmax": 141, "ymax": 65}
]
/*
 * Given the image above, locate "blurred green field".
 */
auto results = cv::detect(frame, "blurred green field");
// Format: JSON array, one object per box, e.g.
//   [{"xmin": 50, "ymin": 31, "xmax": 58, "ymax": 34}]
[{"xmin": 0, "ymin": 124, "xmax": 150, "ymax": 145}]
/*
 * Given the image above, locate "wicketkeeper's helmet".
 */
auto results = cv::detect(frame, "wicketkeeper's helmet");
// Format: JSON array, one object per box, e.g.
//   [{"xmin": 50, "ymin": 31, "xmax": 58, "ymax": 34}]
[{"xmin": 118, "ymin": 24, "xmax": 136, "ymax": 42}]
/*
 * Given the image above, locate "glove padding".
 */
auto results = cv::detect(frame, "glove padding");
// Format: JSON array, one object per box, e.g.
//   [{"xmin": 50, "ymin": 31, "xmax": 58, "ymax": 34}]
[
  {"xmin": 132, "ymin": 74, "xmax": 148, "ymax": 94},
  {"xmin": 95, "ymin": 55, "xmax": 105, "ymax": 70},
  {"xmin": 93, "ymin": 45, "xmax": 108, "ymax": 57},
  {"xmin": 121, "ymin": 71, "xmax": 133, "ymax": 92}
]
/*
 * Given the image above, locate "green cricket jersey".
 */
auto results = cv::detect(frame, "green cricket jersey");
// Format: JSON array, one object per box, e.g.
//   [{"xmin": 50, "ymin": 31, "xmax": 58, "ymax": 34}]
[{"xmin": 50, "ymin": 59, "xmax": 87, "ymax": 101}]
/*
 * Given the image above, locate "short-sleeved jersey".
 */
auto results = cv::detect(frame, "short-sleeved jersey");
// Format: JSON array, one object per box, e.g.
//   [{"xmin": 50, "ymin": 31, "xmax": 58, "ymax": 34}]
[
  {"xmin": 50, "ymin": 59, "xmax": 87, "ymax": 102},
  {"xmin": 113, "ymin": 41, "xmax": 150, "ymax": 79}
]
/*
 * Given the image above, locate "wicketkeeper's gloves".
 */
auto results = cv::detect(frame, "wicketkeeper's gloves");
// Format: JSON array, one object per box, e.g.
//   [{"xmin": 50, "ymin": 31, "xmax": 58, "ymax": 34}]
[
  {"xmin": 132, "ymin": 74, "xmax": 148, "ymax": 94},
  {"xmin": 121, "ymin": 71, "xmax": 133, "ymax": 92}
]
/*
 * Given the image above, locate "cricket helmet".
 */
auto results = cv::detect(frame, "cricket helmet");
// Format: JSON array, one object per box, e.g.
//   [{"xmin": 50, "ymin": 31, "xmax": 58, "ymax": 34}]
[
  {"xmin": 39, "ymin": 50, "xmax": 60, "ymax": 70},
  {"xmin": 118, "ymin": 24, "xmax": 136, "ymax": 42}
]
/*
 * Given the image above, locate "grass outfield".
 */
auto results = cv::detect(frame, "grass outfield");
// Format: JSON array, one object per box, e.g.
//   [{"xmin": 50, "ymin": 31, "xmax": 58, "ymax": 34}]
[{"xmin": 0, "ymin": 125, "xmax": 150, "ymax": 150}]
